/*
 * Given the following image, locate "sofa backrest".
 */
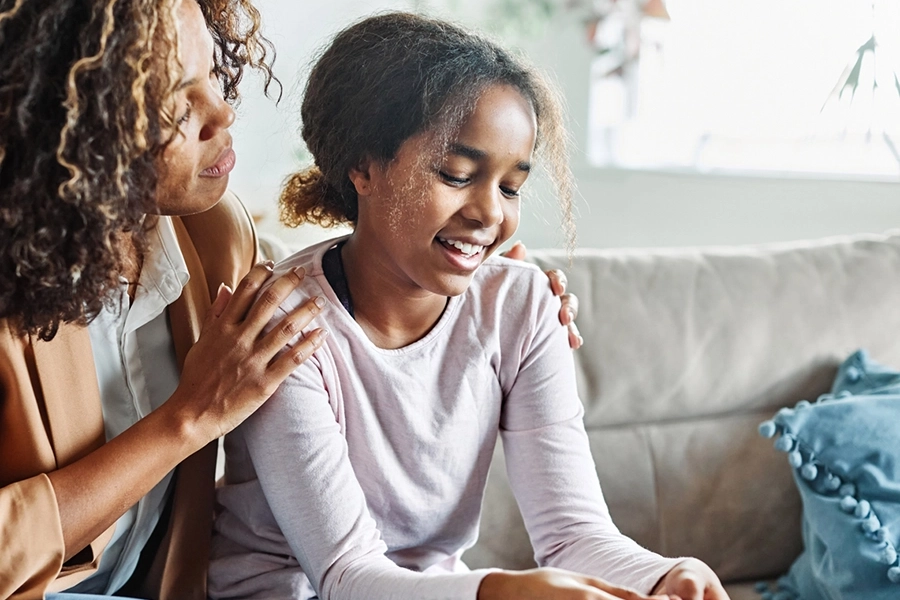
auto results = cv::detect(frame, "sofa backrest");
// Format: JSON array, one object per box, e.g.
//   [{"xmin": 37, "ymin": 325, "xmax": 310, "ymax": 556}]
[{"xmin": 464, "ymin": 232, "xmax": 900, "ymax": 583}]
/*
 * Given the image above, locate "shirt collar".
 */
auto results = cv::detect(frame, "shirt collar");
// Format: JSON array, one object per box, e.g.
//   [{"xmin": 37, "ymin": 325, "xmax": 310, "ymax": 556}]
[{"xmin": 123, "ymin": 216, "xmax": 190, "ymax": 334}]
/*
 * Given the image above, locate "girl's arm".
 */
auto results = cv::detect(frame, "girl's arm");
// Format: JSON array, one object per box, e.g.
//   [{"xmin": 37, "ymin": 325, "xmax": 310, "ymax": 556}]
[
  {"xmin": 44, "ymin": 264, "xmax": 324, "ymax": 561},
  {"xmin": 490, "ymin": 276, "xmax": 726, "ymax": 599},
  {"xmin": 227, "ymin": 347, "xmax": 492, "ymax": 600}
]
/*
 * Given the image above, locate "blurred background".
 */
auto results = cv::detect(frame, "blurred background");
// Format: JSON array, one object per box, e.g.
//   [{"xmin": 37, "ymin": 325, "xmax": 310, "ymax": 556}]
[{"xmin": 229, "ymin": 0, "xmax": 900, "ymax": 251}]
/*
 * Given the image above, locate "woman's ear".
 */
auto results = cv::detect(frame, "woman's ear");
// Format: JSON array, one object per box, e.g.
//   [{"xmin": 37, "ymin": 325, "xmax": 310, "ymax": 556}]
[{"xmin": 348, "ymin": 158, "xmax": 374, "ymax": 197}]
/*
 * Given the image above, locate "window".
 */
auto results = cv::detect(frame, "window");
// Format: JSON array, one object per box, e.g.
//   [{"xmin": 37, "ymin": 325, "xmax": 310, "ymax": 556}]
[{"xmin": 587, "ymin": 0, "xmax": 900, "ymax": 179}]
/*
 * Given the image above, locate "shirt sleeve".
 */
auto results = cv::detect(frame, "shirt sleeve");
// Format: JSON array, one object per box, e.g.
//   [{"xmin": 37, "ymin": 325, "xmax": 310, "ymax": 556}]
[
  {"xmin": 240, "ymin": 341, "xmax": 493, "ymax": 600},
  {"xmin": 499, "ymin": 282, "xmax": 681, "ymax": 594}
]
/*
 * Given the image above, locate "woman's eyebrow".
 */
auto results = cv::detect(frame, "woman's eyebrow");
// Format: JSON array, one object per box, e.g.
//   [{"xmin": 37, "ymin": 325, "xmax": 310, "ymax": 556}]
[
  {"xmin": 175, "ymin": 76, "xmax": 199, "ymax": 92},
  {"xmin": 449, "ymin": 142, "xmax": 532, "ymax": 172}
]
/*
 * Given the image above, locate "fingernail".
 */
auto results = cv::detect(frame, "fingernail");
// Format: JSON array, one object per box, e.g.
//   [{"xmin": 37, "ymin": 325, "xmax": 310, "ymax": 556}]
[
  {"xmin": 263, "ymin": 259, "xmax": 275, "ymax": 269},
  {"xmin": 318, "ymin": 329, "xmax": 330, "ymax": 341},
  {"xmin": 217, "ymin": 282, "xmax": 226, "ymax": 295},
  {"xmin": 293, "ymin": 266, "xmax": 306, "ymax": 277},
  {"xmin": 314, "ymin": 296, "xmax": 326, "ymax": 309}
]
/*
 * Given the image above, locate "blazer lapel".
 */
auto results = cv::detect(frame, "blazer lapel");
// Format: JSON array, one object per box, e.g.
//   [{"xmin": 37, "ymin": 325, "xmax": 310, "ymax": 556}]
[{"xmin": 31, "ymin": 324, "xmax": 105, "ymax": 468}]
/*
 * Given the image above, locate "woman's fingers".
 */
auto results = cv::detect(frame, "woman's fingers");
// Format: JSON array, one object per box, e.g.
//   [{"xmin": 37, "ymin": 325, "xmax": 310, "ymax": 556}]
[
  {"xmin": 210, "ymin": 283, "xmax": 233, "ymax": 319},
  {"xmin": 546, "ymin": 268, "xmax": 567, "ymax": 297},
  {"xmin": 501, "ymin": 240, "xmax": 527, "ymax": 261},
  {"xmin": 258, "ymin": 296, "xmax": 327, "ymax": 357},
  {"xmin": 219, "ymin": 260, "xmax": 277, "ymax": 323},
  {"xmin": 559, "ymin": 291, "xmax": 579, "ymax": 324},
  {"xmin": 269, "ymin": 328, "xmax": 330, "ymax": 381},
  {"xmin": 240, "ymin": 266, "xmax": 307, "ymax": 331}
]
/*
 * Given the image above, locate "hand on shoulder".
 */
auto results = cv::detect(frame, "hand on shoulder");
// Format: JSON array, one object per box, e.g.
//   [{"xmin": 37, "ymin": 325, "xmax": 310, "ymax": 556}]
[{"xmin": 501, "ymin": 241, "xmax": 583, "ymax": 350}]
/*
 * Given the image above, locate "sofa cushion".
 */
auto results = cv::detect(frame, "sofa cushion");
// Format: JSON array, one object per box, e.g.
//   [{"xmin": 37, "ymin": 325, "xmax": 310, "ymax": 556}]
[
  {"xmin": 466, "ymin": 232, "xmax": 900, "ymax": 584},
  {"xmin": 759, "ymin": 350, "xmax": 900, "ymax": 599}
]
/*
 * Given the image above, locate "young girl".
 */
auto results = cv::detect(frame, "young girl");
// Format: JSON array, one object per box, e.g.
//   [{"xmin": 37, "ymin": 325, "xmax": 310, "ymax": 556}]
[{"xmin": 210, "ymin": 12, "xmax": 729, "ymax": 600}]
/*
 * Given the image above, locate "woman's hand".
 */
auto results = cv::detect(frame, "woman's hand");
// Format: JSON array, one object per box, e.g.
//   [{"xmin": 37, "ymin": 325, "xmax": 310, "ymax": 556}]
[
  {"xmin": 652, "ymin": 559, "xmax": 730, "ymax": 600},
  {"xmin": 502, "ymin": 241, "xmax": 583, "ymax": 349},
  {"xmin": 479, "ymin": 568, "xmax": 678, "ymax": 600},
  {"xmin": 171, "ymin": 261, "xmax": 329, "ymax": 444},
  {"xmin": 49, "ymin": 261, "xmax": 327, "ymax": 560}
]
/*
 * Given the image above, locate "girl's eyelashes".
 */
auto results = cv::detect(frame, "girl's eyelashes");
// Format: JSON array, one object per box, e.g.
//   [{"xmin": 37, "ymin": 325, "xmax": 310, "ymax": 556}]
[
  {"xmin": 500, "ymin": 186, "xmax": 521, "ymax": 199},
  {"xmin": 439, "ymin": 171, "xmax": 523, "ymax": 198},
  {"xmin": 439, "ymin": 171, "xmax": 469, "ymax": 186}
]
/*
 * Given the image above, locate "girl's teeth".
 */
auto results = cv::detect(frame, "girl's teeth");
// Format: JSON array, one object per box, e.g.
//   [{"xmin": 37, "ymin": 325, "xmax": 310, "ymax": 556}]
[{"xmin": 440, "ymin": 238, "xmax": 483, "ymax": 257}]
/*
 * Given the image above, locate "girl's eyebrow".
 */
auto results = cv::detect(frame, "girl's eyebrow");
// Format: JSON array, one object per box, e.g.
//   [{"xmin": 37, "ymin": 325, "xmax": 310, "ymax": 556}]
[{"xmin": 449, "ymin": 143, "xmax": 531, "ymax": 172}]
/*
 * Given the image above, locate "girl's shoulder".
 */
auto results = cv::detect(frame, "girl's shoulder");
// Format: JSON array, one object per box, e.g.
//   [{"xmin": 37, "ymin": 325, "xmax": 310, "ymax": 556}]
[
  {"xmin": 470, "ymin": 255, "xmax": 557, "ymax": 311},
  {"xmin": 265, "ymin": 235, "xmax": 347, "ymax": 317}
]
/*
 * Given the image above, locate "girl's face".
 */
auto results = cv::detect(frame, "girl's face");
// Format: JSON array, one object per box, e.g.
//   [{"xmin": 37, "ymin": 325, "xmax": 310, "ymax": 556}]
[
  {"xmin": 155, "ymin": 0, "xmax": 236, "ymax": 216},
  {"xmin": 351, "ymin": 84, "xmax": 537, "ymax": 299}
]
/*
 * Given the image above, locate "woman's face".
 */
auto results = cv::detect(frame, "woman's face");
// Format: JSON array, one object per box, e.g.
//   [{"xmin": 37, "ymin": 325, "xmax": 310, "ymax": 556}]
[
  {"xmin": 351, "ymin": 84, "xmax": 537, "ymax": 299},
  {"xmin": 155, "ymin": 0, "xmax": 236, "ymax": 216}
]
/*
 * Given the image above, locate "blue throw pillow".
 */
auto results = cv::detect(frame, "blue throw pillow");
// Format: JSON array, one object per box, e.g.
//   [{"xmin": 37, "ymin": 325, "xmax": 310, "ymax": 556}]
[{"xmin": 757, "ymin": 349, "xmax": 900, "ymax": 600}]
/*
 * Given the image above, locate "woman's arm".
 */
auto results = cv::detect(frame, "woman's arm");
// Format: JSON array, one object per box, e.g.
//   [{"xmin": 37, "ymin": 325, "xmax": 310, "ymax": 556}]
[{"xmin": 45, "ymin": 263, "xmax": 327, "ymax": 561}]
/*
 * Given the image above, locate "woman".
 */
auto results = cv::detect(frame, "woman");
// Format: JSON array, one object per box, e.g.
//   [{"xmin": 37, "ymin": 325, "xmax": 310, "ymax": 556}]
[
  {"xmin": 0, "ymin": 0, "xmax": 327, "ymax": 597},
  {"xmin": 0, "ymin": 2, "xmax": 578, "ymax": 597}
]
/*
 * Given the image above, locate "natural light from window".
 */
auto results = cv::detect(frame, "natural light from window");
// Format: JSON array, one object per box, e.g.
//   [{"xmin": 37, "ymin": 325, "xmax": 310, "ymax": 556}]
[{"xmin": 588, "ymin": 0, "xmax": 900, "ymax": 179}]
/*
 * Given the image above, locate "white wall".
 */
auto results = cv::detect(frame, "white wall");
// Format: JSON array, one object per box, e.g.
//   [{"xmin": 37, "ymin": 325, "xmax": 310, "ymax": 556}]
[{"xmin": 228, "ymin": 1, "xmax": 900, "ymax": 251}]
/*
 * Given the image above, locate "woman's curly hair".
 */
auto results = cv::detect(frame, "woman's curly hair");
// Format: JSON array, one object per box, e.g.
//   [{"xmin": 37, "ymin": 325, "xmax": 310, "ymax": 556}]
[
  {"xmin": 0, "ymin": 0, "xmax": 275, "ymax": 340},
  {"xmin": 280, "ymin": 12, "xmax": 575, "ymax": 252}
]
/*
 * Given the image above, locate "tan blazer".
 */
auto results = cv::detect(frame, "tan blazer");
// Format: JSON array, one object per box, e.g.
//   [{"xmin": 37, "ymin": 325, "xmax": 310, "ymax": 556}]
[{"xmin": 0, "ymin": 192, "xmax": 258, "ymax": 600}]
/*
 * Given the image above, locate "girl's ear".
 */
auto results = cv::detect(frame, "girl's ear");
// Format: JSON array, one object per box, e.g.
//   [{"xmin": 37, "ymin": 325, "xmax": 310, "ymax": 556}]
[{"xmin": 348, "ymin": 157, "xmax": 374, "ymax": 197}]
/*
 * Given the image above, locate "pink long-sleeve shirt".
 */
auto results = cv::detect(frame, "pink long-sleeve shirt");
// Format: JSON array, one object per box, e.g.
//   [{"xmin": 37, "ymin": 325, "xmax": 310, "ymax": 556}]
[{"xmin": 208, "ymin": 237, "xmax": 679, "ymax": 600}]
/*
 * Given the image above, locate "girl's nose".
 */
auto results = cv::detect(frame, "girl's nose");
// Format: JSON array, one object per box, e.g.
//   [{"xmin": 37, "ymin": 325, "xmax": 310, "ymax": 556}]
[{"xmin": 463, "ymin": 184, "xmax": 504, "ymax": 227}]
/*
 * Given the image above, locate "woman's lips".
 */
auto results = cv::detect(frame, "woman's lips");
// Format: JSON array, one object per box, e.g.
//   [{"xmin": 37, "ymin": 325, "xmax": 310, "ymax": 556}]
[{"xmin": 200, "ymin": 147, "xmax": 236, "ymax": 177}]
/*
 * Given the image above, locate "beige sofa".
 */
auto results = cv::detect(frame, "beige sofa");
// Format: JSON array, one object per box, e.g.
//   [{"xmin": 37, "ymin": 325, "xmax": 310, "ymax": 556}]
[{"xmin": 463, "ymin": 232, "xmax": 900, "ymax": 599}]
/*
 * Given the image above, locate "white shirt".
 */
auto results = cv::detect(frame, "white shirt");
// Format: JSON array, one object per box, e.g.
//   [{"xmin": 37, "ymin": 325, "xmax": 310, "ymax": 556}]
[{"xmin": 68, "ymin": 217, "xmax": 189, "ymax": 594}]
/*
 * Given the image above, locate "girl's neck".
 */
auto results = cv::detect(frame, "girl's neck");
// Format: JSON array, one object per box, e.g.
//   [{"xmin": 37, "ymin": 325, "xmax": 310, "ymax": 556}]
[{"xmin": 341, "ymin": 234, "xmax": 448, "ymax": 350}]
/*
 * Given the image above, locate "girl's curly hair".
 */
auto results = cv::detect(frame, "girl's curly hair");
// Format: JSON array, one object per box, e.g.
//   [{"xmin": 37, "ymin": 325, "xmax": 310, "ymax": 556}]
[
  {"xmin": 0, "ymin": 0, "xmax": 275, "ymax": 340},
  {"xmin": 280, "ymin": 12, "xmax": 575, "ymax": 252}
]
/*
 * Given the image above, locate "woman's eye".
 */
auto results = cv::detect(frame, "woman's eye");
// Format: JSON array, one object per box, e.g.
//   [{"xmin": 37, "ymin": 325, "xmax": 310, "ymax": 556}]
[
  {"xmin": 176, "ymin": 105, "xmax": 192, "ymax": 126},
  {"xmin": 439, "ymin": 171, "xmax": 469, "ymax": 186}
]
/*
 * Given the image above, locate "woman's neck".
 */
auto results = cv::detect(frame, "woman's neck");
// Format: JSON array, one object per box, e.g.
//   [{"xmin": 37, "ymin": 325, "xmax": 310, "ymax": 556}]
[
  {"xmin": 113, "ymin": 230, "xmax": 144, "ymax": 304},
  {"xmin": 341, "ymin": 235, "xmax": 448, "ymax": 350}
]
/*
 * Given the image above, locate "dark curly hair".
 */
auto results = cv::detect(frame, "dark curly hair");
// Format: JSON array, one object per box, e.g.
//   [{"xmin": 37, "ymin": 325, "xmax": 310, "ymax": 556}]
[
  {"xmin": 279, "ymin": 12, "xmax": 575, "ymax": 249},
  {"xmin": 0, "ymin": 0, "xmax": 275, "ymax": 340}
]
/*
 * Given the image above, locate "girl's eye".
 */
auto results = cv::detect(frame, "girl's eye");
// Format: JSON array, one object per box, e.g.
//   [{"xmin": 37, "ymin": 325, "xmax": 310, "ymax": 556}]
[
  {"xmin": 439, "ymin": 171, "xmax": 470, "ymax": 186},
  {"xmin": 500, "ymin": 186, "xmax": 521, "ymax": 199},
  {"xmin": 177, "ymin": 105, "xmax": 192, "ymax": 126}
]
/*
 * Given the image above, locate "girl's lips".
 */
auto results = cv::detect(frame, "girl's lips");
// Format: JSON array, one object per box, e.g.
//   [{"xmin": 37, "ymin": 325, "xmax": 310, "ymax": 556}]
[
  {"xmin": 200, "ymin": 147, "xmax": 236, "ymax": 177},
  {"xmin": 436, "ymin": 238, "xmax": 483, "ymax": 271}
]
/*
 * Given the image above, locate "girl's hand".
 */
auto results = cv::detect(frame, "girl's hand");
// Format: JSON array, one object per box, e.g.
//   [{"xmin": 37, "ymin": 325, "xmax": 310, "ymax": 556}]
[
  {"xmin": 479, "ymin": 568, "xmax": 679, "ymax": 600},
  {"xmin": 652, "ymin": 559, "xmax": 731, "ymax": 600},
  {"xmin": 502, "ymin": 241, "xmax": 583, "ymax": 349},
  {"xmin": 171, "ymin": 261, "xmax": 328, "ymax": 444}
]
